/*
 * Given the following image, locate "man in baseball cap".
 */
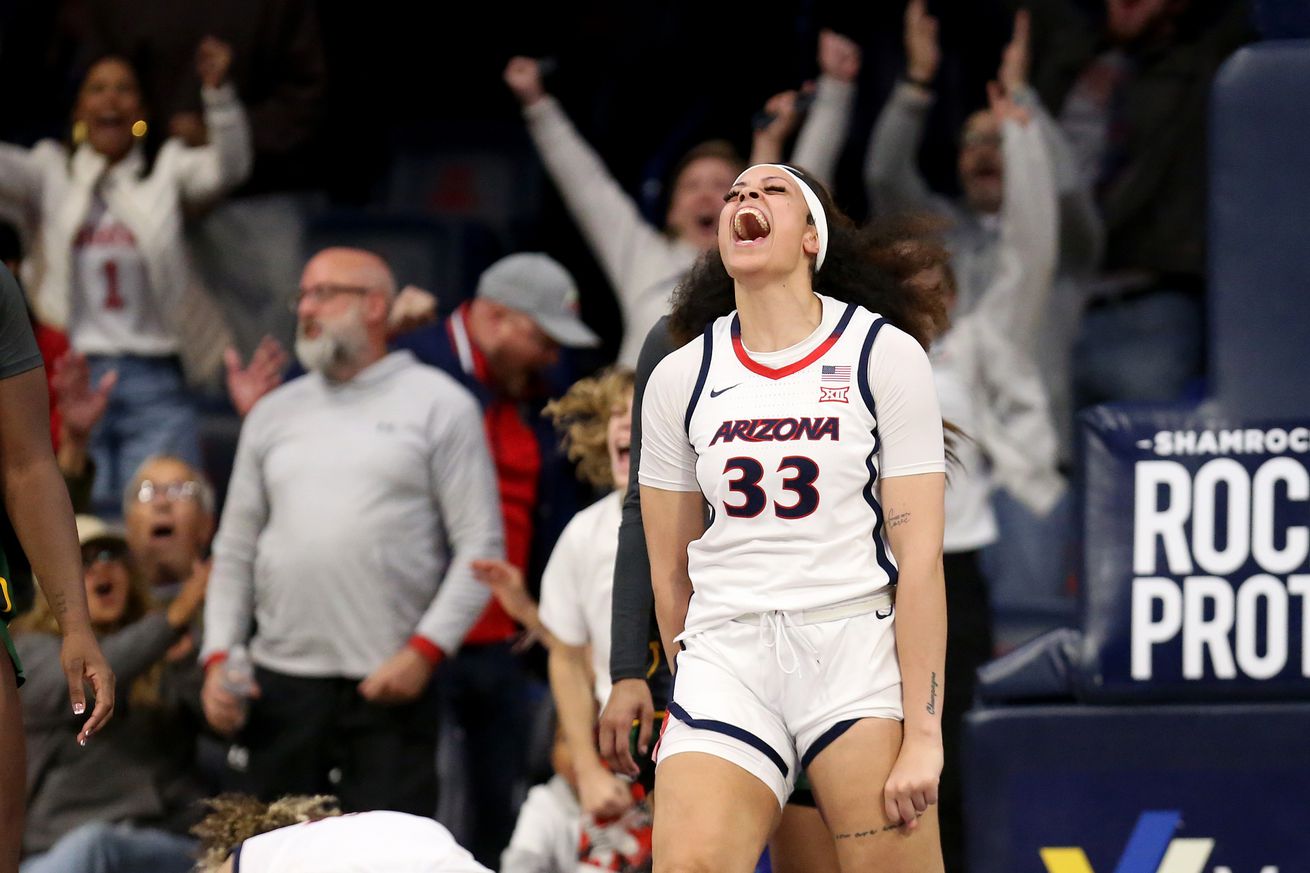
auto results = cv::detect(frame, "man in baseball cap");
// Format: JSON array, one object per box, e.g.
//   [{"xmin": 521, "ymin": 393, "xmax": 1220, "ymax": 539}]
[
  {"xmin": 474, "ymin": 253, "xmax": 600, "ymax": 356},
  {"xmin": 391, "ymin": 250, "xmax": 597, "ymax": 865}
]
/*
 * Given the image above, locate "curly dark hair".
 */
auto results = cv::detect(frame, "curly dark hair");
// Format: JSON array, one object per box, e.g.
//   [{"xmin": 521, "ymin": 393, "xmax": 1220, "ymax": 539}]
[
  {"xmin": 192, "ymin": 794, "xmax": 342, "ymax": 871},
  {"xmin": 667, "ymin": 166, "xmax": 948, "ymax": 347}
]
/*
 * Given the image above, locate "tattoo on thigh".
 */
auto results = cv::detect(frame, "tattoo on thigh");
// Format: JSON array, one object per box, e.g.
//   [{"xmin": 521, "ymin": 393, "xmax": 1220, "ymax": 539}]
[
  {"xmin": 833, "ymin": 823, "xmax": 903, "ymax": 840},
  {"xmin": 926, "ymin": 672, "xmax": 939, "ymax": 716},
  {"xmin": 888, "ymin": 509, "xmax": 911, "ymax": 530}
]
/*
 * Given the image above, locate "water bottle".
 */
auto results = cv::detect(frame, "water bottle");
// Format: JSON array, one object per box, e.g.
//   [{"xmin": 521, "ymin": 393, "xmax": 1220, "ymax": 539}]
[{"xmin": 220, "ymin": 644, "xmax": 256, "ymax": 721}]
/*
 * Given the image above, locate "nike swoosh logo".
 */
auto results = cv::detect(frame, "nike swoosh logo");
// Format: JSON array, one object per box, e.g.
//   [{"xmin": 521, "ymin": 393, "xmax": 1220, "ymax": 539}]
[{"xmin": 709, "ymin": 384, "xmax": 741, "ymax": 398}]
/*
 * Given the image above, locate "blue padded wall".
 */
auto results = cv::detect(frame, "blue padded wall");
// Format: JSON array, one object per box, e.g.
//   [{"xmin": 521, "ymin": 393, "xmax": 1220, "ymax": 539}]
[{"xmin": 1208, "ymin": 42, "xmax": 1310, "ymax": 419}]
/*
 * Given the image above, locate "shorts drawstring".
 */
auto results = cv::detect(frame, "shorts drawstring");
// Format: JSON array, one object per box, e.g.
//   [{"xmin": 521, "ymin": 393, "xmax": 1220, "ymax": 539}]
[{"xmin": 759, "ymin": 611, "xmax": 820, "ymax": 676}]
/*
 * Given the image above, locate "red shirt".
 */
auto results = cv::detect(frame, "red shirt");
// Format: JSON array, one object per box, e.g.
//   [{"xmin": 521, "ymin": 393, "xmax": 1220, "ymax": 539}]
[{"xmin": 451, "ymin": 306, "xmax": 541, "ymax": 646}]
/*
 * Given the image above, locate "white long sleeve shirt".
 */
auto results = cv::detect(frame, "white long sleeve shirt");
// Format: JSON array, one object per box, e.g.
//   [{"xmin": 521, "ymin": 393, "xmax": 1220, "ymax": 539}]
[
  {"xmin": 864, "ymin": 82, "xmax": 1103, "ymax": 461},
  {"xmin": 201, "ymin": 351, "xmax": 504, "ymax": 678},
  {"xmin": 523, "ymin": 96, "xmax": 700, "ymax": 367},
  {"xmin": 0, "ymin": 83, "xmax": 250, "ymax": 379}
]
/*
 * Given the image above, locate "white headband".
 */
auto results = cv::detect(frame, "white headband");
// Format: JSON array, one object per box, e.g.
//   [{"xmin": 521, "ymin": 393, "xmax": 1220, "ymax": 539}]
[{"xmin": 732, "ymin": 163, "xmax": 829, "ymax": 271}]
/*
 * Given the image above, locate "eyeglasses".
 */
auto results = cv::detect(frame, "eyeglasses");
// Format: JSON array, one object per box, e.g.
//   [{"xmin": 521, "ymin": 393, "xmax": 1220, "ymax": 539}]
[
  {"xmin": 81, "ymin": 542, "xmax": 129, "ymax": 568},
  {"xmin": 288, "ymin": 283, "xmax": 372, "ymax": 312},
  {"xmin": 135, "ymin": 479, "xmax": 202, "ymax": 504}
]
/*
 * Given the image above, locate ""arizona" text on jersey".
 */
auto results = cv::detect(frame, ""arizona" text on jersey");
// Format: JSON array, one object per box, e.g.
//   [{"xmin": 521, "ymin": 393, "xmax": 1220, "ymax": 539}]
[{"xmin": 708, "ymin": 416, "xmax": 841, "ymax": 446}]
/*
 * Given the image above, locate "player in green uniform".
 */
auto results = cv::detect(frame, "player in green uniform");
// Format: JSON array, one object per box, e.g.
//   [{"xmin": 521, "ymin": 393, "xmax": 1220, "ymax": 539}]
[{"xmin": 0, "ymin": 264, "xmax": 115, "ymax": 873}]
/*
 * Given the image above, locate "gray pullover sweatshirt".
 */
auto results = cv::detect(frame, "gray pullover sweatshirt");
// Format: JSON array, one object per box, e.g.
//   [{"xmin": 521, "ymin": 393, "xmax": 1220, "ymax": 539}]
[{"xmin": 201, "ymin": 351, "xmax": 504, "ymax": 678}]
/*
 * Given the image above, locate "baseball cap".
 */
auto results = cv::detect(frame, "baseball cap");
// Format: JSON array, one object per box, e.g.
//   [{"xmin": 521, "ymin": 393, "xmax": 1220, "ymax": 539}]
[
  {"xmin": 76, "ymin": 515, "xmax": 127, "ymax": 548},
  {"xmin": 475, "ymin": 253, "xmax": 600, "ymax": 349}
]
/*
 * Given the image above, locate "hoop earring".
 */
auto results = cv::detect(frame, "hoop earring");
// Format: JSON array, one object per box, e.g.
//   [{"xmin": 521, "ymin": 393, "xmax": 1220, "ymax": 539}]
[
  {"xmin": 131, "ymin": 120, "xmax": 148, "ymax": 138},
  {"xmin": 72, "ymin": 120, "xmax": 88, "ymax": 145}
]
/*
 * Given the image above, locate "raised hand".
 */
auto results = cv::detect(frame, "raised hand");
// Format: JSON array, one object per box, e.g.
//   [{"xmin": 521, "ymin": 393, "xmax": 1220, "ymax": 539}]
[
  {"xmin": 52, "ymin": 351, "xmax": 115, "ymax": 446},
  {"xmin": 755, "ymin": 89, "xmax": 803, "ymax": 146},
  {"xmin": 998, "ymin": 10, "xmax": 1031, "ymax": 95},
  {"xmin": 987, "ymin": 80, "xmax": 1031, "ymax": 127},
  {"xmin": 503, "ymin": 56, "xmax": 546, "ymax": 107},
  {"xmin": 818, "ymin": 28, "xmax": 862, "ymax": 83},
  {"xmin": 904, "ymin": 0, "xmax": 941, "ymax": 85},
  {"xmin": 196, "ymin": 36, "xmax": 233, "ymax": 90},
  {"xmin": 224, "ymin": 337, "xmax": 288, "ymax": 419}
]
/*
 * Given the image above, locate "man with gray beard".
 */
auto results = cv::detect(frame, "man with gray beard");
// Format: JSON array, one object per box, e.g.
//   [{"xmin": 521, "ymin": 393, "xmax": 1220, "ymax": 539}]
[{"xmin": 198, "ymin": 247, "xmax": 504, "ymax": 814}]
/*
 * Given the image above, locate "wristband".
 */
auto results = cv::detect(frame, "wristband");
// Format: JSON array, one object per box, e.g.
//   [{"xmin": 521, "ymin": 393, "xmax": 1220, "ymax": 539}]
[{"xmin": 203, "ymin": 651, "xmax": 228, "ymax": 672}]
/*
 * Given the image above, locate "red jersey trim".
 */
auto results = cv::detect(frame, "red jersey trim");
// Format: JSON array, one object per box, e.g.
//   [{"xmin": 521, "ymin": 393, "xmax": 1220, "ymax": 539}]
[{"xmin": 729, "ymin": 303, "xmax": 857, "ymax": 380}]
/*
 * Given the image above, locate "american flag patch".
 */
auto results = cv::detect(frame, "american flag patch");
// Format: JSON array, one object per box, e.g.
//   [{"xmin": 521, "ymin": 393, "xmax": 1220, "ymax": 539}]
[{"xmin": 821, "ymin": 365, "xmax": 851, "ymax": 383}]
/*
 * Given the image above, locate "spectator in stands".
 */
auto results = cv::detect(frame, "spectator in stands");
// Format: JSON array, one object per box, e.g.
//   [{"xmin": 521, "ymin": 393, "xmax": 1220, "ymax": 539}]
[
  {"xmin": 504, "ymin": 29, "xmax": 861, "ymax": 367},
  {"xmin": 1025, "ymin": 0, "xmax": 1252, "ymax": 407},
  {"xmin": 198, "ymin": 247, "xmax": 503, "ymax": 817},
  {"xmin": 867, "ymin": 3, "xmax": 1101, "ymax": 461},
  {"xmin": 0, "ymin": 39, "xmax": 252, "ymax": 517},
  {"xmin": 872, "ymin": 109, "xmax": 1064, "ymax": 860},
  {"xmin": 474, "ymin": 366, "xmax": 637, "ymax": 821},
  {"xmin": 749, "ymin": 29, "xmax": 863, "ymax": 188},
  {"xmin": 191, "ymin": 794, "xmax": 490, "ymax": 873},
  {"xmin": 392, "ymin": 252, "xmax": 599, "ymax": 866},
  {"xmin": 14, "ymin": 515, "xmax": 207, "ymax": 872},
  {"xmin": 123, "ymin": 456, "xmax": 216, "ymax": 607},
  {"xmin": 85, "ymin": 0, "xmax": 328, "ymax": 358},
  {"xmin": 504, "ymin": 56, "xmax": 742, "ymax": 366}
]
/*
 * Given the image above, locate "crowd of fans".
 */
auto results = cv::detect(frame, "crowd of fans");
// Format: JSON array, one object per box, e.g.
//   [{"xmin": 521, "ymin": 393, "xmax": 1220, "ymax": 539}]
[{"xmin": 0, "ymin": 0, "xmax": 1253, "ymax": 870}]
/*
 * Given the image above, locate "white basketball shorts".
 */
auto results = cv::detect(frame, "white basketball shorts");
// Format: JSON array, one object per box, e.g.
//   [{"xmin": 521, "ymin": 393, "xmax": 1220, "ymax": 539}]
[{"xmin": 653, "ymin": 594, "xmax": 903, "ymax": 808}]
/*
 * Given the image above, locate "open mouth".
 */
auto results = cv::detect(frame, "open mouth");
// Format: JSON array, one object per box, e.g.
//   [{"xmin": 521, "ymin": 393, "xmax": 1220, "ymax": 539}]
[
  {"xmin": 150, "ymin": 522, "xmax": 175, "ymax": 542},
  {"xmin": 616, "ymin": 443, "xmax": 631, "ymax": 463},
  {"xmin": 695, "ymin": 213, "xmax": 716, "ymax": 232},
  {"xmin": 93, "ymin": 581, "xmax": 115, "ymax": 598},
  {"xmin": 732, "ymin": 206, "xmax": 771, "ymax": 245}
]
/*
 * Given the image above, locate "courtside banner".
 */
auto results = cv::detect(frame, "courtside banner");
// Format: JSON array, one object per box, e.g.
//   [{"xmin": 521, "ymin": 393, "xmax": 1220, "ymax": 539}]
[
  {"xmin": 1080, "ymin": 405, "xmax": 1310, "ymax": 700},
  {"xmin": 964, "ymin": 705, "xmax": 1310, "ymax": 873}
]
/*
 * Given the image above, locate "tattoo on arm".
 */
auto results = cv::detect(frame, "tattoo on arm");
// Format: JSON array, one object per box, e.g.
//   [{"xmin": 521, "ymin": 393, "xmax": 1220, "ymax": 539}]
[
  {"xmin": 888, "ymin": 509, "xmax": 911, "ymax": 530},
  {"xmin": 50, "ymin": 590, "xmax": 68, "ymax": 618},
  {"xmin": 926, "ymin": 671, "xmax": 939, "ymax": 716}
]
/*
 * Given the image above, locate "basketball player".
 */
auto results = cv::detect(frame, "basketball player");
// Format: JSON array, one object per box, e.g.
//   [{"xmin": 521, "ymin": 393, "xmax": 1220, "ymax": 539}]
[
  {"xmin": 638, "ymin": 164, "xmax": 947, "ymax": 872},
  {"xmin": 192, "ymin": 795, "xmax": 490, "ymax": 873},
  {"xmin": 1, "ymin": 264, "xmax": 115, "ymax": 873}
]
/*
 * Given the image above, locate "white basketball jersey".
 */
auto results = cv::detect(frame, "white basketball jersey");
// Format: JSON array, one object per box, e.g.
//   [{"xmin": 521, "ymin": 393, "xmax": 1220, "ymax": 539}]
[
  {"xmin": 678, "ymin": 298, "xmax": 899, "ymax": 636},
  {"xmin": 233, "ymin": 811, "xmax": 490, "ymax": 873}
]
